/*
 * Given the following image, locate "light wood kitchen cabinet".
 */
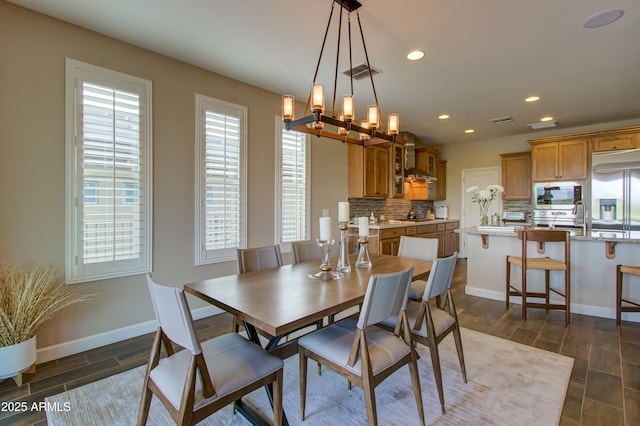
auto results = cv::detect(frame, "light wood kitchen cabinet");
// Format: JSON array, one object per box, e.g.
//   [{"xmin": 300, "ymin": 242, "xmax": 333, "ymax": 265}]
[
  {"xmin": 593, "ymin": 133, "xmax": 638, "ymax": 152},
  {"xmin": 391, "ymin": 144, "xmax": 405, "ymax": 198},
  {"xmin": 379, "ymin": 227, "xmax": 405, "ymax": 256},
  {"xmin": 348, "ymin": 144, "xmax": 389, "ymax": 198},
  {"xmin": 530, "ymin": 138, "xmax": 588, "ymax": 181},
  {"xmin": 444, "ymin": 221, "xmax": 459, "ymax": 257},
  {"xmin": 433, "ymin": 159, "xmax": 447, "ymax": 200},
  {"xmin": 500, "ymin": 151, "xmax": 531, "ymax": 200},
  {"xmin": 415, "ymin": 147, "xmax": 436, "ymax": 175}
]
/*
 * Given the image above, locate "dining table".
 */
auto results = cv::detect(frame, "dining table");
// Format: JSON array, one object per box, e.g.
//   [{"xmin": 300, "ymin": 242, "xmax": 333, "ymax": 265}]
[{"xmin": 183, "ymin": 252, "xmax": 433, "ymax": 426}]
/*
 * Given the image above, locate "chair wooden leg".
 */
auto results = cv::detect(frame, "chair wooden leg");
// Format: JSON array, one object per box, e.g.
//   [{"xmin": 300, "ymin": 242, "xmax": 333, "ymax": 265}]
[
  {"xmin": 299, "ymin": 349, "xmax": 308, "ymax": 421},
  {"xmin": 408, "ymin": 356, "xmax": 426, "ymax": 426},
  {"xmin": 137, "ymin": 385, "xmax": 153, "ymax": 426},
  {"xmin": 545, "ymin": 269, "xmax": 550, "ymax": 306},
  {"xmin": 617, "ymin": 265, "xmax": 623, "ymax": 325},
  {"xmin": 428, "ymin": 340, "xmax": 446, "ymax": 414},
  {"xmin": 273, "ymin": 369, "xmax": 283, "ymax": 426},
  {"xmin": 362, "ymin": 378, "xmax": 378, "ymax": 426},
  {"xmin": 453, "ymin": 325, "xmax": 468, "ymax": 383},
  {"xmin": 522, "ymin": 269, "xmax": 528, "ymax": 321},
  {"xmin": 565, "ymin": 268, "xmax": 571, "ymax": 325},
  {"xmin": 505, "ymin": 257, "xmax": 511, "ymax": 309}
]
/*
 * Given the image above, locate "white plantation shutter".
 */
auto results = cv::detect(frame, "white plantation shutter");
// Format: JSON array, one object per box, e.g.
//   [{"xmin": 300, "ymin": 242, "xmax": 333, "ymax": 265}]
[
  {"xmin": 66, "ymin": 59, "xmax": 152, "ymax": 283},
  {"xmin": 276, "ymin": 118, "xmax": 310, "ymax": 249},
  {"xmin": 195, "ymin": 95, "xmax": 247, "ymax": 264}
]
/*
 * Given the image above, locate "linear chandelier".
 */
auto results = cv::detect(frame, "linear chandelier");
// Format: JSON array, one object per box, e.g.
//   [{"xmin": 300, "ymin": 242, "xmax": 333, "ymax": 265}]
[{"xmin": 282, "ymin": 0, "xmax": 405, "ymax": 146}]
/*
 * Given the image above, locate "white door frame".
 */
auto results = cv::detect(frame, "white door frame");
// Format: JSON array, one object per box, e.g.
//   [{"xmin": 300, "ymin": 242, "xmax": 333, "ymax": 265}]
[{"xmin": 460, "ymin": 167, "xmax": 502, "ymax": 257}]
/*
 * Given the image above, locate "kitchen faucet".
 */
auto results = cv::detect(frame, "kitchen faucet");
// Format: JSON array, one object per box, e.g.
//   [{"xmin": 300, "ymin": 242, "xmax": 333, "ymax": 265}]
[{"xmin": 572, "ymin": 200, "xmax": 587, "ymax": 235}]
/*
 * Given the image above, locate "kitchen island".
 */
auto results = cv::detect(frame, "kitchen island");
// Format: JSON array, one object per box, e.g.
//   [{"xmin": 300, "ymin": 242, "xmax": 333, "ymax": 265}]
[
  {"xmin": 459, "ymin": 227, "xmax": 640, "ymax": 323},
  {"xmin": 348, "ymin": 219, "xmax": 460, "ymax": 257}
]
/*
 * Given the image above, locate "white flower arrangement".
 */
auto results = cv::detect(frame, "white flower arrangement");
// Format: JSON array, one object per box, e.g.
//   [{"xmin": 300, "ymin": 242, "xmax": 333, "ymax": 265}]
[{"xmin": 466, "ymin": 185, "xmax": 504, "ymax": 224}]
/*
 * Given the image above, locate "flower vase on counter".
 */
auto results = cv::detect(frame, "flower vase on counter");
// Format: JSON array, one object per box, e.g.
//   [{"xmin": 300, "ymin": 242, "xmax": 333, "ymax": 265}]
[{"xmin": 467, "ymin": 184, "xmax": 504, "ymax": 227}]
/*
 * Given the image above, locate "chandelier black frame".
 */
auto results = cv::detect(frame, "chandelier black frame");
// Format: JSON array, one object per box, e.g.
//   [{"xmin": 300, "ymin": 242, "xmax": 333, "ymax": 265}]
[{"xmin": 282, "ymin": 0, "xmax": 405, "ymax": 146}]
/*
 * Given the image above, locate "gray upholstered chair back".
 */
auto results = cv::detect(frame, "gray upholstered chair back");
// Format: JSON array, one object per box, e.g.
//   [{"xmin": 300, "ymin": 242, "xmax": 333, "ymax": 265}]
[
  {"xmin": 423, "ymin": 252, "xmax": 458, "ymax": 301},
  {"xmin": 397, "ymin": 236, "xmax": 438, "ymax": 261},
  {"xmin": 291, "ymin": 240, "xmax": 321, "ymax": 264},
  {"xmin": 357, "ymin": 265, "xmax": 414, "ymax": 329},
  {"xmin": 237, "ymin": 245, "xmax": 283, "ymax": 273},
  {"xmin": 145, "ymin": 274, "xmax": 201, "ymax": 355}
]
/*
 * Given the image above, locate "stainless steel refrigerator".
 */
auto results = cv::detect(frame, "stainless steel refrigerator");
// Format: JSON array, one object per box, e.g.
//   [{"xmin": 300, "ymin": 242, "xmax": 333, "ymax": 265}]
[{"xmin": 591, "ymin": 149, "xmax": 640, "ymax": 231}]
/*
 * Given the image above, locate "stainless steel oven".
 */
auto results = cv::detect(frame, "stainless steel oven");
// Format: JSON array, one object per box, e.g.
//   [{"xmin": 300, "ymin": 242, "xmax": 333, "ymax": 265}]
[{"xmin": 533, "ymin": 182, "xmax": 584, "ymax": 228}]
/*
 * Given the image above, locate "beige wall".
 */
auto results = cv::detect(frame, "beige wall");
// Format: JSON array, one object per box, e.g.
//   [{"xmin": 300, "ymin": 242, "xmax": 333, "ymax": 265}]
[
  {"xmin": 435, "ymin": 118, "xmax": 640, "ymax": 220},
  {"xmin": 0, "ymin": 2, "xmax": 347, "ymax": 355}
]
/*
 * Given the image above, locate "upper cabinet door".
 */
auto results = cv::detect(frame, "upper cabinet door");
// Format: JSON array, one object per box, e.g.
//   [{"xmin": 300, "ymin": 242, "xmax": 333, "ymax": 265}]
[
  {"xmin": 531, "ymin": 139, "xmax": 587, "ymax": 181},
  {"xmin": 391, "ymin": 144, "xmax": 404, "ymax": 198},
  {"xmin": 501, "ymin": 151, "xmax": 531, "ymax": 200}
]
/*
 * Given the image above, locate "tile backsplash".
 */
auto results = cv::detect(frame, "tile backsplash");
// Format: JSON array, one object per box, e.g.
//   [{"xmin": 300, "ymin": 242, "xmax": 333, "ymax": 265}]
[{"xmin": 348, "ymin": 198, "xmax": 433, "ymax": 221}]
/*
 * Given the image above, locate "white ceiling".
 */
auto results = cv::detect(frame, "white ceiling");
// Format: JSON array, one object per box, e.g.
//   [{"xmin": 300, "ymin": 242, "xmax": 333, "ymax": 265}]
[{"xmin": 9, "ymin": 0, "xmax": 640, "ymax": 145}]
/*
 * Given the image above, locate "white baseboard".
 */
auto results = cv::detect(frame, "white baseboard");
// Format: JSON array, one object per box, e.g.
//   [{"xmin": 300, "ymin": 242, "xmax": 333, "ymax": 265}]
[
  {"xmin": 36, "ymin": 306, "xmax": 223, "ymax": 364},
  {"xmin": 465, "ymin": 285, "xmax": 640, "ymax": 323}
]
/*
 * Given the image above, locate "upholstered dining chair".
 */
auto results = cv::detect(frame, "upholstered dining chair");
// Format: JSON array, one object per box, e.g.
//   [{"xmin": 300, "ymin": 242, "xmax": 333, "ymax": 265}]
[
  {"xmin": 381, "ymin": 252, "xmax": 466, "ymax": 415},
  {"xmin": 298, "ymin": 265, "xmax": 425, "ymax": 426},
  {"xmin": 233, "ymin": 245, "xmax": 284, "ymax": 332},
  {"xmin": 139, "ymin": 275, "xmax": 283, "ymax": 426},
  {"xmin": 397, "ymin": 236, "xmax": 439, "ymax": 300},
  {"xmin": 291, "ymin": 239, "xmax": 322, "ymax": 264}
]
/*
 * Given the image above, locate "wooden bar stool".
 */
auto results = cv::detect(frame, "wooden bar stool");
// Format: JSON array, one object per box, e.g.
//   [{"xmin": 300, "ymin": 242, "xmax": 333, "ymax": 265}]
[
  {"xmin": 616, "ymin": 265, "xmax": 640, "ymax": 325},
  {"xmin": 506, "ymin": 229, "xmax": 571, "ymax": 324}
]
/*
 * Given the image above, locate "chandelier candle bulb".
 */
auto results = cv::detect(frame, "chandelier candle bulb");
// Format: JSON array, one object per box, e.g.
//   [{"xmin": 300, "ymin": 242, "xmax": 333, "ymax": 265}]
[
  {"xmin": 367, "ymin": 105, "xmax": 379, "ymax": 129},
  {"xmin": 358, "ymin": 216, "xmax": 369, "ymax": 237},
  {"xmin": 342, "ymin": 95, "xmax": 354, "ymax": 120},
  {"xmin": 338, "ymin": 202, "xmax": 350, "ymax": 222},
  {"xmin": 282, "ymin": 95, "xmax": 294, "ymax": 121},
  {"xmin": 319, "ymin": 216, "xmax": 332, "ymax": 240},
  {"xmin": 312, "ymin": 83, "xmax": 325, "ymax": 113},
  {"xmin": 388, "ymin": 113, "xmax": 399, "ymax": 135}
]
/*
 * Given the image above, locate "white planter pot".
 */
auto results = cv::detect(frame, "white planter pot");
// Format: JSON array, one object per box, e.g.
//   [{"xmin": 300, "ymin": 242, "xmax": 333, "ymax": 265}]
[{"xmin": 0, "ymin": 336, "xmax": 37, "ymax": 379}]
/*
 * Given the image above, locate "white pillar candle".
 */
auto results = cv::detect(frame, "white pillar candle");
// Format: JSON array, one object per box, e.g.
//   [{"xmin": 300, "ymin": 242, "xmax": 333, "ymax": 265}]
[
  {"xmin": 319, "ymin": 216, "xmax": 332, "ymax": 240},
  {"xmin": 338, "ymin": 202, "xmax": 350, "ymax": 222},
  {"xmin": 358, "ymin": 216, "xmax": 369, "ymax": 237}
]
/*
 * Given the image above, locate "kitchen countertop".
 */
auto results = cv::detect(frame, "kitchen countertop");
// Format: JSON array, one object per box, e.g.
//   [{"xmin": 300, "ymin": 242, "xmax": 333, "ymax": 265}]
[
  {"xmin": 348, "ymin": 219, "xmax": 459, "ymax": 230},
  {"xmin": 460, "ymin": 226, "xmax": 640, "ymax": 243}
]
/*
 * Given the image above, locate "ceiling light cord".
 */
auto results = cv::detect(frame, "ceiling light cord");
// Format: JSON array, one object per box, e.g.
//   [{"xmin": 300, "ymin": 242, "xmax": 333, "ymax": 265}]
[
  {"xmin": 307, "ymin": 1, "xmax": 337, "ymax": 116},
  {"xmin": 356, "ymin": 9, "xmax": 380, "ymax": 123}
]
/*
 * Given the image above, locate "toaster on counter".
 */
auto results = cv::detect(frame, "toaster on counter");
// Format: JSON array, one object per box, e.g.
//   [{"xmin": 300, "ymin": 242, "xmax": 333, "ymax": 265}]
[{"xmin": 435, "ymin": 206, "xmax": 449, "ymax": 220}]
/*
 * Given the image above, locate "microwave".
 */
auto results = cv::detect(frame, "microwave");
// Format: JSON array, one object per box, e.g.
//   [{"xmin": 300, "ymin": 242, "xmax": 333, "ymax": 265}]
[{"xmin": 534, "ymin": 182, "xmax": 583, "ymax": 209}]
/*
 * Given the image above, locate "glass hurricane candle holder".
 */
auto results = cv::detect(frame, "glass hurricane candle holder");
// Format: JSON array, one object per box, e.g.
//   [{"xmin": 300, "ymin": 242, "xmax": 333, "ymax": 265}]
[
  {"xmin": 336, "ymin": 222, "xmax": 351, "ymax": 273},
  {"xmin": 355, "ymin": 236, "xmax": 372, "ymax": 269},
  {"xmin": 308, "ymin": 239, "xmax": 344, "ymax": 281}
]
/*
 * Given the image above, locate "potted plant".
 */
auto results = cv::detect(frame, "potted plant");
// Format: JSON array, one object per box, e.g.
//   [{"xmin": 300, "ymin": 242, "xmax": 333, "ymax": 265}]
[{"xmin": 0, "ymin": 263, "xmax": 90, "ymax": 383}]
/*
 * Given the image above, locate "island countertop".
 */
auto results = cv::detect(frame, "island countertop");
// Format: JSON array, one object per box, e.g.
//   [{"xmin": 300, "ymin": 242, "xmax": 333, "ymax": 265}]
[{"xmin": 459, "ymin": 226, "xmax": 640, "ymax": 243}]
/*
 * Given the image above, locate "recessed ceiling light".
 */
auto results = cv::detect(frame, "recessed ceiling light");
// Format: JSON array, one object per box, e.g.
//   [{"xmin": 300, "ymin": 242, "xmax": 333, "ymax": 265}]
[
  {"xmin": 438, "ymin": 114, "xmax": 450, "ymax": 120},
  {"xmin": 584, "ymin": 9, "xmax": 624, "ymax": 28},
  {"xmin": 540, "ymin": 116, "xmax": 554, "ymax": 122},
  {"xmin": 407, "ymin": 50, "xmax": 425, "ymax": 61},
  {"xmin": 464, "ymin": 129, "xmax": 475, "ymax": 134},
  {"xmin": 525, "ymin": 96, "xmax": 540, "ymax": 102}
]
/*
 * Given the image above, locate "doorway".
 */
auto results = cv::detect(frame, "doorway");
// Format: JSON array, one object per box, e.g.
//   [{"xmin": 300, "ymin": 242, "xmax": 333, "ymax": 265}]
[{"xmin": 460, "ymin": 167, "xmax": 502, "ymax": 257}]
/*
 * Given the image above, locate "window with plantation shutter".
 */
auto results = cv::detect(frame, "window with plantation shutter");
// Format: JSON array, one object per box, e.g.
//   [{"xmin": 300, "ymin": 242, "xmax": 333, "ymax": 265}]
[
  {"xmin": 275, "ymin": 117, "xmax": 310, "ymax": 251},
  {"xmin": 65, "ymin": 59, "xmax": 152, "ymax": 284},
  {"xmin": 195, "ymin": 95, "xmax": 247, "ymax": 264}
]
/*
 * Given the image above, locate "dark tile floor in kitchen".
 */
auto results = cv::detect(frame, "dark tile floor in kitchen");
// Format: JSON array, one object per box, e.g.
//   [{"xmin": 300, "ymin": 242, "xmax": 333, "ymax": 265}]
[{"xmin": 1, "ymin": 259, "xmax": 639, "ymax": 425}]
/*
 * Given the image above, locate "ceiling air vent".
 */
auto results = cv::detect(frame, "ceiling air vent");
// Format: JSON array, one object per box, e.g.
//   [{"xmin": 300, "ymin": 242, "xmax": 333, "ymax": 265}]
[
  {"xmin": 490, "ymin": 116, "xmax": 513, "ymax": 124},
  {"xmin": 527, "ymin": 121, "xmax": 557, "ymax": 130},
  {"xmin": 343, "ymin": 63, "xmax": 381, "ymax": 81}
]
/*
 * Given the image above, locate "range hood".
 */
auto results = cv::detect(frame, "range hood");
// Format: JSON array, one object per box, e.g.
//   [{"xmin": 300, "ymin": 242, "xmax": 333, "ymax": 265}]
[{"xmin": 401, "ymin": 132, "xmax": 437, "ymax": 181}]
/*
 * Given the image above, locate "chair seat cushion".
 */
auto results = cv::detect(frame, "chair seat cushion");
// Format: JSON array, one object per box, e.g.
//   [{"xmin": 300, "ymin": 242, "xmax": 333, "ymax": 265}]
[
  {"xmin": 298, "ymin": 318, "xmax": 410, "ymax": 377},
  {"xmin": 149, "ymin": 333, "xmax": 283, "ymax": 411},
  {"xmin": 407, "ymin": 279, "xmax": 427, "ymax": 300},
  {"xmin": 507, "ymin": 256, "xmax": 567, "ymax": 271},
  {"xmin": 381, "ymin": 300, "xmax": 455, "ymax": 339}
]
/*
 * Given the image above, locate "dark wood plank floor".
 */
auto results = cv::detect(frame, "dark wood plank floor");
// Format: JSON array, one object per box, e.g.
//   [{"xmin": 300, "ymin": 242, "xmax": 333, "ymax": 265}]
[{"xmin": 1, "ymin": 259, "xmax": 639, "ymax": 425}]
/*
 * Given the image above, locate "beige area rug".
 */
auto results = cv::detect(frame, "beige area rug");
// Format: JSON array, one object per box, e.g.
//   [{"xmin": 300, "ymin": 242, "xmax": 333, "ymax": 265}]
[{"xmin": 46, "ymin": 328, "xmax": 573, "ymax": 425}]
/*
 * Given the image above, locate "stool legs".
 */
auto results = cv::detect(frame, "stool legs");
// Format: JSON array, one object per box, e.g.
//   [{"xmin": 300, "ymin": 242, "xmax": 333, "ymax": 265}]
[{"xmin": 617, "ymin": 265, "xmax": 623, "ymax": 325}]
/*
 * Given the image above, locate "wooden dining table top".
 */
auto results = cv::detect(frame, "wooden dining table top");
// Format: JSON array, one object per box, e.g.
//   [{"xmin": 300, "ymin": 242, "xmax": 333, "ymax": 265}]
[{"xmin": 184, "ymin": 253, "xmax": 432, "ymax": 338}]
